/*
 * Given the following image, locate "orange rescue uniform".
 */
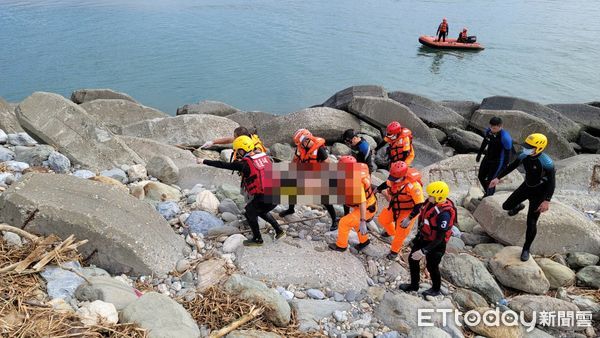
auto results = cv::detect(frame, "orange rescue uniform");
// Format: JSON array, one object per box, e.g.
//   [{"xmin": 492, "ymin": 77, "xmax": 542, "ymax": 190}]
[{"xmin": 386, "ymin": 128, "xmax": 415, "ymax": 166}]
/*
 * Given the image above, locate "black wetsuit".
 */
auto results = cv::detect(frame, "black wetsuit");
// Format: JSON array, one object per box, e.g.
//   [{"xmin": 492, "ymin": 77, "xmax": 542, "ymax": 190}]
[
  {"xmin": 203, "ymin": 159, "xmax": 283, "ymax": 242},
  {"xmin": 477, "ymin": 128, "xmax": 512, "ymax": 196},
  {"xmin": 496, "ymin": 152, "xmax": 555, "ymax": 252}
]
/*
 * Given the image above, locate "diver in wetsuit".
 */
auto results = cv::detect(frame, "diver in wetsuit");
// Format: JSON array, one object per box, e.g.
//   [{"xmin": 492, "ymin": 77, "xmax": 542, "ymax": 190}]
[
  {"xmin": 476, "ymin": 117, "xmax": 512, "ymax": 197},
  {"xmin": 489, "ymin": 133, "xmax": 555, "ymax": 262}
]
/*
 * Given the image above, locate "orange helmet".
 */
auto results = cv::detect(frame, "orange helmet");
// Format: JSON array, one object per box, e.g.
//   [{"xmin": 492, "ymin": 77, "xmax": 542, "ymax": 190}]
[
  {"xmin": 386, "ymin": 121, "xmax": 402, "ymax": 137},
  {"xmin": 338, "ymin": 155, "xmax": 357, "ymax": 164},
  {"xmin": 389, "ymin": 161, "xmax": 408, "ymax": 181},
  {"xmin": 293, "ymin": 128, "xmax": 312, "ymax": 145}
]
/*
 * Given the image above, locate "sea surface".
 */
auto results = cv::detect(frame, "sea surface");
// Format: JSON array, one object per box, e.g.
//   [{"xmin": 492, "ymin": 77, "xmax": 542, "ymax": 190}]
[{"xmin": 1, "ymin": 0, "xmax": 599, "ymax": 114}]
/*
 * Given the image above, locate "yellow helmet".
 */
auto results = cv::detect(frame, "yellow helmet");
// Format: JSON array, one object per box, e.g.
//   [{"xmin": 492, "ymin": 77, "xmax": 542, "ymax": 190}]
[
  {"xmin": 524, "ymin": 133, "xmax": 547, "ymax": 155},
  {"xmin": 426, "ymin": 181, "xmax": 450, "ymax": 203},
  {"xmin": 232, "ymin": 135, "xmax": 254, "ymax": 153}
]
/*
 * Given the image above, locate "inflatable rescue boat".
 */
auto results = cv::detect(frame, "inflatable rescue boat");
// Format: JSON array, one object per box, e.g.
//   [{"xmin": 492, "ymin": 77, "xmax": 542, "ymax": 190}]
[{"xmin": 418, "ymin": 35, "xmax": 484, "ymax": 50}]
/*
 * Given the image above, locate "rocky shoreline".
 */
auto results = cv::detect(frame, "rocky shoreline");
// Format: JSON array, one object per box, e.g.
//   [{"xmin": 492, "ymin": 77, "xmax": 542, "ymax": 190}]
[{"xmin": 0, "ymin": 86, "xmax": 599, "ymax": 338}]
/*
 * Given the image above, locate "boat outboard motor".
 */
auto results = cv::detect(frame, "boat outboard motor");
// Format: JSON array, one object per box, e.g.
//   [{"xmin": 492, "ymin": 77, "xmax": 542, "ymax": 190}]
[{"xmin": 466, "ymin": 36, "xmax": 477, "ymax": 43}]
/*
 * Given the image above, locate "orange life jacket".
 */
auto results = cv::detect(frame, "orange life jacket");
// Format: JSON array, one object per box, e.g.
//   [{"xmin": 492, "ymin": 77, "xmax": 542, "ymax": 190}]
[
  {"xmin": 388, "ymin": 168, "xmax": 423, "ymax": 220},
  {"xmin": 241, "ymin": 152, "xmax": 272, "ymax": 196},
  {"xmin": 439, "ymin": 22, "xmax": 448, "ymax": 33},
  {"xmin": 418, "ymin": 199, "xmax": 457, "ymax": 243},
  {"xmin": 386, "ymin": 128, "xmax": 413, "ymax": 163},
  {"xmin": 293, "ymin": 136, "xmax": 326, "ymax": 163},
  {"xmin": 346, "ymin": 163, "xmax": 377, "ymax": 213}
]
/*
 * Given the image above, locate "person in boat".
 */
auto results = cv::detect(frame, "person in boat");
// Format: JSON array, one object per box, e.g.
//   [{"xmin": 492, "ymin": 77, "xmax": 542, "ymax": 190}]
[
  {"xmin": 436, "ymin": 18, "xmax": 449, "ymax": 42},
  {"xmin": 457, "ymin": 27, "xmax": 468, "ymax": 43}
]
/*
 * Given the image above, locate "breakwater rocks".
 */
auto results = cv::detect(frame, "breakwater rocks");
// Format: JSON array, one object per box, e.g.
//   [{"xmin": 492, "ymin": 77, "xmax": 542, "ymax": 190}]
[{"xmin": 0, "ymin": 86, "xmax": 599, "ymax": 338}]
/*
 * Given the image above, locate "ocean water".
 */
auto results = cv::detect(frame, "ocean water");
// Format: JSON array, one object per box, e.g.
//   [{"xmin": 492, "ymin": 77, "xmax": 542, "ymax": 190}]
[{"xmin": 1, "ymin": 0, "xmax": 599, "ymax": 114}]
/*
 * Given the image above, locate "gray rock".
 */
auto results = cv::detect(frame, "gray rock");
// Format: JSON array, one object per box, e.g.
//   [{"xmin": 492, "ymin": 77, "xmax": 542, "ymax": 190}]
[
  {"xmin": 126, "ymin": 164, "xmax": 147, "ymax": 181},
  {"xmin": 508, "ymin": 295, "xmax": 579, "ymax": 331},
  {"xmin": 218, "ymin": 198, "xmax": 241, "ymax": 215},
  {"xmin": 408, "ymin": 327, "xmax": 452, "ymax": 338},
  {"xmin": 216, "ymin": 184, "xmax": 245, "ymax": 209},
  {"xmin": 567, "ymin": 252, "xmax": 599, "ymax": 269},
  {"xmin": 431, "ymin": 128, "xmax": 447, "ymax": 143},
  {"xmin": 80, "ymin": 99, "xmax": 167, "ymax": 134},
  {"xmin": 451, "ymin": 288, "xmax": 488, "ymax": 311},
  {"xmin": 456, "ymin": 206, "xmax": 478, "ymax": 233},
  {"xmin": 293, "ymin": 299, "xmax": 352, "ymax": 332},
  {"xmin": 8, "ymin": 132, "xmax": 37, "ymax": 146},
  {"xmin": 207, "ymin": 225, "xmax": 241, "ymax": 237},
  {"xmin": 41, "ymin": 262, "xmax": 85, "ymax": 301},
  {"xmin": 547, "ymin": 103, "xmax": 600, "ymax": 132},
  {"xmin": 176, "ymin": 100, "xmax": 240, "ymax": 116},
  {"xmin": 535, "ymin": 257, "xmax": 576, "ymax": 289},
  {"xmin": 71, "ymin": 88, "xmax": 137, "ymax": 104},
  {"xmin": 460, "ymin": 232, "xmax": 494, "ymax": 246},
  {"xmin": 225, "ymin": 111, "xmax": 276, "ymax": 131},
  {"xmin": 473, "ymin": 193, "xmax": 600, "ymax": 255},
  {"xmin": 321, "ymin": 85, "xmax": 387, "ymax": 110},
  {"xmin": 375, "ymin": 292, "xmax": 462, "ymax": 337},
  {"xmin": 100, "ymin": 168, "xmax": 128, "ymax": 184},
  {"xmin": 388, "ymin": 91, "xmax": 467, "ymax": 130},
  {"xmin": 447, "ymin": 236, "xmax": 466, "ymax": 252},
  {"xmin": 345, "ymin": 290, "xmax": 359, "ymax": 302},
  {"xmin": 2, "ymin": 231, "xmax": 22, "ymax": 247},
  {"xmin": 471, "ymin": 109, "xmax": 576, "ymax": 160},
  {"xmin": 237, "ymin": 237, "xmax": 369, "ymax": 292},
  {"xmin": 480, "ymin": 96, "xmax": 580, "ymax": 141},
  {"xmin": 176, "ymin": 259, "xmax": 191, "ymax": 273},
  {"xmin": 73, "ymin": 169, "xmax": 96, "ymax": 179},
  {"xmin": 47, "ymin": 151, "xmax": 71, "ymax": 173},
  {"xmin": 14, "ymin": 145, "xmax": 54, "ymax": 166},
  {"xmin": 386, "ymin": 262, "xmax": 408, "ymax": 281},
  {"xmin": 221, "ymin": 212, "xmax": 238, "ymax": 222},
  {"xmin": 440, "ymin": 100, "xmax": 480, "ymax": 120},
  {"xmin": 0, "ymin": 173, "xmax": 16, "ymax": 186},
  {"xmin": 196, "ymin": 259, "xmax": 229, "ymax": 291},
  {"xmin": 269, "ymin": 143, "xmax": 294, "ymax": 162},
  {"xmin": 0, "ymin": 146, "xmax": 15, "ymax": 162},
  {"xmin": 222, "ymin": 234, "xmax": 247, "ymax": 253},
  {"xmin": 185, "ymin": 210, "xmax": 224, "ymax": 236},
  {"xmin": 258, "ymin": 107, "xmax": 360, "ymax": 146},
  {"xmin": 331, "ymin": 142, "xmax": 352, "ymax": 156},
  {"xmin": 576, "ymin": 266, "xmax": 600, "ymax": 288},
  {"xmin": 571, "ymin": 296, "xmax": 600, "ymax": 320},
  {"xmin": 177, "ymin": 163, "xmax": 241, "ymax": 190},
  {"xmin": 118, "ymin": 135, "xmax": 197, "ymax": 169},
  {"xmin": 121, "ymin": 114, "xmax": 238, "ymax": 146},
  {"xmin": 307, "ymin": 289, "xmax": 326, "ymax": 300},
  {"xmin": 120, "ymin": 292, "xmax": 200, "ymax": 338},
  {"xmin": 0, "ymin": 98, "xmax": 23, "ymax": 133},
  {"xmin": 3, "ymin": 160, "xmax": 29, "ymax": 172},
  {"xmin": 16, "ymin": 92, "xmax": 143, "ymax": 171},
  {"xmin": 224, "ymin": 274, "xmax": 291, "ymax": 327},
  {"xmin": 377, "ymin": 331, "xmax": 401, "ymax": 338},
  {"xmin": 156, "ymin": 201, "xmax": 180, "ymax": 220},
  {"xmin": 552, "ymin": 154, "xmax": 600, "ymax": 211},
  {"xmin": 446, "ymin": 128, "xmax": 483, "ymax": 153},
  {"xmin": 577, "ymin": 130, "xmax": 600, "ymax": 152},
  {"xmin": 147, "ymin": 155, "xmax": 179, "ymax": 184},
  {"xmin": 439, "ymin": 253, "xmax": 504, "ymax": 303},
  {"xmin": 472, "ymin": 243, "xmax": 504, "ymax": 258},
  {"xmin": 0, "ymin": 173, "xmax": 187, "ymax": 276},
  {"xmin": 489, "ymin": 246, "xmax": 550, "ymax": 294},
  {"xmin": 75, "ymin": 275, "xmax": 139, "ymax": 310}
]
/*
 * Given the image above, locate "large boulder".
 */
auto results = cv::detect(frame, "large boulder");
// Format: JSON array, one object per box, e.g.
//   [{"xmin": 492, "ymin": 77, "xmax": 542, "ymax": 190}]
[
  {"xmin": 121, "ymin": 114, "xmax": 238, "ymax": 146},
  {"xmin": 346, "ymin": 96, "xmax": 443, "ymax": 152},
  {"xmin": 576, "ymin": 266, "xmax": 600, "ymax": 288},
  {"xmin": 508, "ymin": 295, "xmax": 580, "ymax": 331},
  {"xmin": 0, "ymin": 173, "xmax": 187, "ymax": 276},
  {"xmin": 80, "ymin": 99, "xmax": 167, "ymax": 133},
  {"xmin": 480, "ymin": 96, "xmax": 580, "ymax": 141},
  {"xmin": 71, "ymin": 88, "xmax": 137, "ymax": 104},
  {"xmin": 388, "ymin": 91, "xmax": 467, "ymax": 130},
  {"xmin": 439, "ymin": 100, "xmax": 480, "ymax": 120},
  {"xmin": 120, "ymin": 292, "xmax": 200, "ymax": 338},
  {"xmin": 535, "ymin": 257, "xmax": 576, "ymax": 289},
  {"xmin": 0, "ymin": 97, "xmax": 22, "ymax": 133},
  {"xmin": 553, "ymin": 154, "xmax": 600, "ymax": 211},
  {"xmin": 374, "ymin": 292, "xmax": 463, "ymax": 338},
  {"xmin": 118, "ymin": 135, "xmax": 196, "ymax": 169},
  {"xmin": 489, "ymin": 246, "xmax": 550, "ymax": 294},
  {"xmin": 75, "ymin": 276, "xmax": 139, "ymax": 310},
  {"xmin": 445, "ymin": 128, "xmax": 484, "ymax": 153},
  {"xmin": 471, "ymin": 109, "xmax": 576, "ymax": 160},
  {"xmin": 176, "ymin": 166, "xmax": 241, "ymax": 190},
  {"xmin": 321, "ymin": 85, "xmax": 387, "ymax": 110},
  {"xmin": 421, "ymin": 154, "xmax": 523, "ymax": 202},
  {"xmin": 292, "ymin": 299, "xmax": 351, "ymax": 332},
  {"xmin": 16, "ymin": 92, "xmax": 143, "ymax": 171},
  {"xmin": 176, "ymin": 100, "xmax": 240, "ymax": 116},
  {"xmin": 577, "ymin": 130, "xmax": 600, "ymax": 152},
  {"xmin": 547, "ymin": 103, "xmax": 600, "ymax": 132},
  {"xmin": 473, "ymin": 193, "xmax": 600, "ymax": 255},
  {"xmin": 225, "ymin": 111, "xmax": 276, "ymax": 132},
  {"xmin": 439, "ymin": 253, "xmax": 504, "ymax": 304},
  {"xmin": 257, "ymin": 107, "xmax": 360, "ymax": 146},
  {"xmin": 237, "ymin": 237, "xmax": 368, "ymax": 292}
]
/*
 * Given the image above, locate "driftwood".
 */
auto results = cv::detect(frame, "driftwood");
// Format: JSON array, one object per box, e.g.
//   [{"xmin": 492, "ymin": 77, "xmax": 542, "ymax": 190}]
[{"xmin": 208, "ymin": 306, "xmax": 264, "ymax": 338}]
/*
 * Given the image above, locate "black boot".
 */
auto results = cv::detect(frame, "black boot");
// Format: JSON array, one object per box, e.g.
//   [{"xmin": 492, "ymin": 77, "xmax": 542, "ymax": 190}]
[
  {"xmin": 353, "ymin": 239, "xmax": 371, "ymax": 251},
  {"xmin": 328, "ymin": 243, "xmax": 347, "ymax": 252},
  {"xmin": 508, "ymin": 203, "xmax": 525, "ymax": 216},
  {"xmin": 274, "ymin": 230, "xmax": 286, "ymax": 240},
  {"xmin": 399, "ymin": 283, "xmax": 419, "ymax": 292},
  {"xmin": 381, "ymin": 231, "xmax": 391, "ymax": 238},
  {"xmin": 422, "ymin": 288, "xmax": 441, "ymax": 297},
  {"xmin": 243, "ymin": 238, "xmax": 264, "ymax": 247},
  {"xmin": 386, "ymin": 251, "xmax": 398, "ymax": 260},
  {"xmin": 329, "ymin": 218, "xmax": 339, "ymax": 231},
  {"xmin": 278, "ymin": 208, "xmax": 294, "ymax": 218},
  {"xmin": 520, "ymin": 249, "xmax": 530, "ymax": 261}
]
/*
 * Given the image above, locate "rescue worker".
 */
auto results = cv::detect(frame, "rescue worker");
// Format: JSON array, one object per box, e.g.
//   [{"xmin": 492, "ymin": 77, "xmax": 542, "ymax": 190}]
[
  {"xmin": 436, "ymin": 18, "xmax": 449, "ymax": 42},
  {"xmin": 476, "ymin": 117, "xmax": 513, "ymax": 197},
  {"xmin": 279, "ymin": 128, "xmax": 339, "ymax": 230},
  {"xmin": 200, "ymin": 126, "xmax": 267, "ymax": 155},
  {"xmin": 343, "ymin": 129, "xmax": 376, "ymax": 174},
  {"xmin": 399, "ymin": 181, "xmax": 456, "ymax": 297},
  {"xmin": 488, "ymin": 133, "xmax": 555, "ymax": 261},
  {"xmin": 376, "ymin": 161, "xmax": 425, "ymax": 260},
  {"xmin": 457, "ymin": 27, "xmax": 468, "ymax": 43},
  {"xmin": 328, "ymin": 156, "xmax": 377, "ymax": 252},
  {"xmin": 196, "ymin": 135, "xmax": 285, "ymax": 246},
  {"xmin": 375, "ymin": 121, "xmax": 415, "ymax": 167}
]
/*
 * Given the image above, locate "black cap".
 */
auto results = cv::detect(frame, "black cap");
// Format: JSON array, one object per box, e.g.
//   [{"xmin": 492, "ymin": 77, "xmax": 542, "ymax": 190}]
[{"xmin": 343, "ymin": 129, "xmax": 356, "ymax": 142}]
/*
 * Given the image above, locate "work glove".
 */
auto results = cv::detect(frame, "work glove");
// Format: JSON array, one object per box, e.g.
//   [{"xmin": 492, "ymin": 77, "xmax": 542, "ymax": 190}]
[
  {"xmin": 476, "ymin": 154, "xmax": 481, "ymax": 163},
  {"xmin": 200, "ymin": 140, "xmax": 214, "ymax": 149},
  {"xmin": 400, "ymin": 217, "xmax": 411, "ymax": 228},
  {"xmin": 196, "ymin": 158, "xmax": 204, "ymax": 165},
  {"xmin": 411, "ymin": 249, "xmax": 425, "ymax": 261},
  {"xmin": 359, "ymin": 220, "xmax": 368, "ymax": 236}
]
